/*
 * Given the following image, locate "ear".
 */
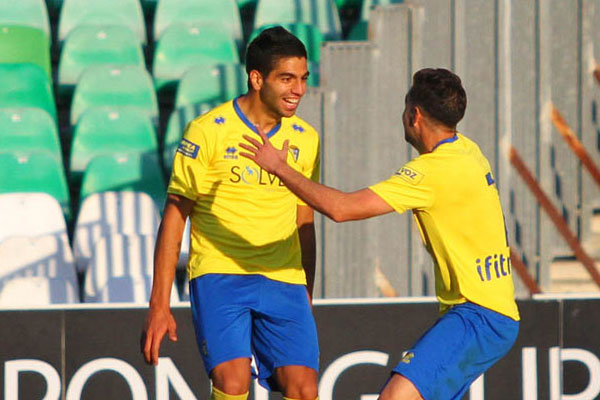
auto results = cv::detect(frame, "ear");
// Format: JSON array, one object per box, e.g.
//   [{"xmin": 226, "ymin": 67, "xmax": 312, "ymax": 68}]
[
  {"xmin": 249, "ymin": 70, "xmax": 263, "ymax": 91},
  {"xmin": 412, "ymin": 106, "xmax": 425, "ymax": 126}
]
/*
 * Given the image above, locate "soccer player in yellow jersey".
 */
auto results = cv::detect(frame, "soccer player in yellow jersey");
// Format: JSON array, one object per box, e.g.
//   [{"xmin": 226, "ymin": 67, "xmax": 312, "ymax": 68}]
[
  {"xmin": 240, "ymin": 68, "xmax": 520, "ymax": 400},
  {"xmin": 142, "ymin": 27, "xmax": 321, "ymax": 400}
]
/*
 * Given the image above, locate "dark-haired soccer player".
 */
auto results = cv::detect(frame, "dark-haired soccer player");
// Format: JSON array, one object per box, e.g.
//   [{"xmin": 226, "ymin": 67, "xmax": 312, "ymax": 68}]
[
  {"xmin": 142, "ymin": 27, "xmax": 321, "ymax": 400},
  {"xmin": 240, "ymin": 68, "xmax": 520, "ymax": 400}
]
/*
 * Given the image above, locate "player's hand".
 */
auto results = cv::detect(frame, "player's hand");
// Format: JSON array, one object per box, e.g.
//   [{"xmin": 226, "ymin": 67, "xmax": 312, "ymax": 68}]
[
  {"xmin": 239, "ymin": 131, "xmax": 289, "ymax": 174},
  {"xmin": 141, "ymin": 306, "xmax": 178, "ymax": 365}
]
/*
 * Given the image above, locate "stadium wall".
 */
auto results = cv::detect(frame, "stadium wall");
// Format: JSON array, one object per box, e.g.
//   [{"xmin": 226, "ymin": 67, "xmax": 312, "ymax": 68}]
[{"xmin": 2, "ymin": 296, "xmax": 600, "ymax": 400}]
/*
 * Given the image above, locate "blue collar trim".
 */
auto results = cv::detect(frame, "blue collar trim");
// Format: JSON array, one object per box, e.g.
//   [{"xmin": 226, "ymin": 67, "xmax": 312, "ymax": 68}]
[
  {"xmin": 431, "ymin": 134, "xmax": 458, "ymax": 151},
  {"xmin": 233, "ymin": 97, "xmax": 281, "ymax": 138}
]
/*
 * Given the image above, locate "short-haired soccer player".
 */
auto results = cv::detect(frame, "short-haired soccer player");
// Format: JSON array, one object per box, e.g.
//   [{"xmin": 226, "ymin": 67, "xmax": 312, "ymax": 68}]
[
  {"xmin": 142, "ymin": 27, "xmax": 321, "ymax": 400},
  {"xmin": 240, "ymin": 68, "xmax": 520, "ymax": 400}
]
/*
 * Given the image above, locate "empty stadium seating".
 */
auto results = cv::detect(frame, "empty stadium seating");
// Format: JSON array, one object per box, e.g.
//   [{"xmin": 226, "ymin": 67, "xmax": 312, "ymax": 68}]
[
  {"xmin": 0, "ymin": 152, "xmax": 71, "ymax": 219},
  {"xmin": 174, "ymin": 63, "xmax": 247, "ymax": 110},
  {"xmin": 253, "ymin": 0, "xmax": 342, "ymax": 40},
  {"xmin": 0, "ymin": 0, "xmax": 51, "ymax": 38},
  {"xmin": 83, "ymin": 233, "xmax": 179, "ymax": 303},
  {"xmin": 58, "ymin": 0, "xmax": 146, "ymax": 44},
  {"xmin": 79, "ymin": 153, "xmax": 166, "ymax": 209},
  {"xmin": 58, "ymin": 25, "xmax": 145, "ymax": 95},
  {"xmin": 0, "ymin": 25, "xmax": 52, "ymax": 78},
  {"xmin": 0, "ymin": 108, "xmax": 62, "ymax": 163},
  {"xmin": 153, "ymin": 0, "xmax": 243, "ymax": 50},
  {"xmin": 0, "ymin": 234, "xmax": 80, "ymax": 306},
  {"xmin": 152, "ymin": 23, "xmax": 240, "ymax": 92},
  {"xmin": 0, "ymin": 193, "xmax": 69, "ymax": 243},
  {"xmin": 73, "ymin": 191, "xmax": 161, "ymax": 273},
  {"xmin": 69, "ymin": 107, "xmax": 157, "ymax": 183},
  {"xmin": 0, "ymin": 63, "xmax": 56, "ymax": 122},
  {"xmin": 0, "ymin": 0, "xmax": 352, "ymax": 307},
  {"xmin": 69, "ymin": 65, "xmax": 158, "ymax": 126}
]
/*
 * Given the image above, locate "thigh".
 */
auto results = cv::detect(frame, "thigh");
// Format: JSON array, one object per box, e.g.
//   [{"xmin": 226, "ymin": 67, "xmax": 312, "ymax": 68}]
[
  {"xmin": 189, "ymin": 274, "xmax": 257, "ymax": 376},
  {"xmin": 392, "ymin": 302, "xmax": 519, "ymax": 400},
  {"xmin": 251, "ymin": 277, "xmax": 320, "ymax": 391}
]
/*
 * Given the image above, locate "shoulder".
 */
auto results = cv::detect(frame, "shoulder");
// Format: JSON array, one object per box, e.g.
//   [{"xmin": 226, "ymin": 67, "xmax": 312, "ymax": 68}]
[
  {"xmin": 185, "ymin": 101, "xmax": 235, "ymax": 138},
  {"xmin": 285, "ymin": 115, "xmax": 319, "ymax": 140}
]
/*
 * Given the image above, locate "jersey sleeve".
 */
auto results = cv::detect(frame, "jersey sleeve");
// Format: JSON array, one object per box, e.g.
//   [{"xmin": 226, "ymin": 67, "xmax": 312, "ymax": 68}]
[
  {"xmin": 297, "ymin": 130, "xmax": 321, "ymax": 207},
  {"xmin": 167, "ymin": 119, "xmax": 214, "ymax": 201},
  {"xmin": 369, "ymin": 160, "xmax": 434, "ymax": 214}
]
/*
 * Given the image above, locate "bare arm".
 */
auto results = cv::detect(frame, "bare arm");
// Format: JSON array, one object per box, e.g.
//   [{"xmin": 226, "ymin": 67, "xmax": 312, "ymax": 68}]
[
  {"xmin": 239, "ymin": 132, "xmax": 394, "ymax": 222},
  {"xmin": 297, "ymin": 204, "xmax": 316, "ymax": 302},
  {"xmin": 142, "ymin": 193, "xmax": 194, "ymax": 365}
]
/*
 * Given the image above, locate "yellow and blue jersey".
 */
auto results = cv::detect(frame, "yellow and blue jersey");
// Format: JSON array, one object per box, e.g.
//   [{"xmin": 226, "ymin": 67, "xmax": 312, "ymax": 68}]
[
  {"xmin": 370, "ymin": 133, "xmax": 520, "ymax": 320},
  {"xmin": 168, "ymin": 98, "xmax": 320, "ymax": 284}
]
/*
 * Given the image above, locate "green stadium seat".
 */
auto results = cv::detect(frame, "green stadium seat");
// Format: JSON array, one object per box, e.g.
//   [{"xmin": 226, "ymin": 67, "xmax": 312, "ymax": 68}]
[
  {"xmin": 70, "ymin": 107, "xmax": 158, "ymax": 183},
  {"xmin": 0, "ymin": 25, "xmax": 51, "ymax": 78},
  {"xmin": 175, "ymin": 63, "xmax": 247, "ymax": 109},
  {"xmin": 236, "ymin": 0, "xmax": 257, "ymax": 8},
  {"xmin": 153, "ymin": 0, "xmax": 243, "ymax": 50},
  {"xmin": 0, "ymin": 108, "xmax": 62, "ymax": 163},
  {"xmin": 0, "ymin": 151, "xmax": 71, "ymax": 219},
  {"xmin": 249, "ymin": 23, "xmax": 323, "ymax": 62},
  {"xmin": 361, "ymin": 0, "xmax": 403, "ymax": 20},
  {"xmin": 0, "ymin": 0, "xmax": 51, "ymax": 37},
  {"xmin": 335, "ymin": 0, "xmax": 363, "ymax": 8},
  {"xmin": 58, "ymin": 0, "xmax": 146, "ymax": 44},
  {"xmin": 70, "ymin": 65, "xmax": 158, "ymax": 126},
  {"xmin": 58, "ymin": 25, "xmax": 145, "ymax": 95},
  {"xmin": 80, "ymin": 153, "xmax": 166, "ymax": 209},
  {"xmin": 0, "ymin": 63, "xmax": 56, "ymax": 122},
  {"xmin": 347, "ymin": 20, "xmax": 368, "ymax": 40},
  {"xmin": 140, "ymin": 0, "xmax": 158, "ymax": 16},
  {"xmin": 152, "ymin": 23, "xmax": 240, "ymax": 93},
  {"xmin": 253, "ymin": 0, "xmax": 342, "ymax": 40},
  {"xmin": 163, "ymin": 103, "xmax": 216, "ymax": 172}
]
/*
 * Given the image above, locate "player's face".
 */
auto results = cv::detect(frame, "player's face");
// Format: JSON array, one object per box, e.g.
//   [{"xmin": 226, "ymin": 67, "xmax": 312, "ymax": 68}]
[{"xmin": 259, "ymin": 56, "xmax": 309, "ymax": 119}]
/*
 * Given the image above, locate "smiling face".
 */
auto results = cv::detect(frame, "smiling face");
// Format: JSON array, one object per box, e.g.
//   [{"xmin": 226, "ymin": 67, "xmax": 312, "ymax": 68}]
[{"xmin": 256, "ymin": 56, "xmax": 309, "ymax": 119}]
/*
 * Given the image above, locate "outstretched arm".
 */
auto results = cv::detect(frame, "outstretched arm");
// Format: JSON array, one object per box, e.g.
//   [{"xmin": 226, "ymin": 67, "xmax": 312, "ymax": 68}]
[
  {"xmin": 142, "ymin": 193, "xmax": 194, "ymax": 365},
  {"xmin": 239, "ymin": 132, "xmax": 394, "ymax": 222}
]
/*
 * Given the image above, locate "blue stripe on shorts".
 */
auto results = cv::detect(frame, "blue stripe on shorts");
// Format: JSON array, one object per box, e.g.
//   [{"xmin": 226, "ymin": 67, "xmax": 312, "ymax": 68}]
[
  {"xmin": 392, "ymin": 302, "xmax": 519, "ymax": 400},
  {"xmin": 189, "ymin": 274, "xmax": 319, "ymax": 391}
]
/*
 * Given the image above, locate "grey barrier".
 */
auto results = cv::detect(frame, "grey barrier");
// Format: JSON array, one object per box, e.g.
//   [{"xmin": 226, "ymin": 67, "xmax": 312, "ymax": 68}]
[{"xmin": 298, "ymin": 0, "xmax": 600, "ymax": 298}]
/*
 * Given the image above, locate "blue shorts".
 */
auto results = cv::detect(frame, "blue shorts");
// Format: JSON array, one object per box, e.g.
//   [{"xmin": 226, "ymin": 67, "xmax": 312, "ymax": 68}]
[
  {"xmin": 189, "ymin": 273, "xmax": 319, "ymax": 391},
  {"xmin": 392, "ymin": 302, "xmax": 519, "ymax": 400}
]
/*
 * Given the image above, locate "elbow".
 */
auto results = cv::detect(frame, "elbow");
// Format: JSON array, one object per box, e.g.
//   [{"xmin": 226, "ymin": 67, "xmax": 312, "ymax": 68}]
[{"xmin": 328, "ymin": 209, "xmax": 351, "ymax": 223}]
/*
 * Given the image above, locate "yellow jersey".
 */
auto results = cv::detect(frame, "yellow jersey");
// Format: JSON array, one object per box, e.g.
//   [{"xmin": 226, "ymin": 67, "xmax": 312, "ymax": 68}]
[
  {"xmin": 168, "ymin": 99, "xmax": 321, "ymax": 284},
  {"xmin": 370, "ymin": 133, "xmax": 520, "ymax": 320}
]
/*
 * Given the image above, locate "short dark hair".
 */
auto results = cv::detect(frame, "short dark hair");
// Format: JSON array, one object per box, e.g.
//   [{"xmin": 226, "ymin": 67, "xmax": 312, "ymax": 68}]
[
  {"xmin": 245, "ymin": 26, "xmax": 307, "ymax": 88},
  {"xmin": 405, "ymin": 68, "xmax": 467, "ymax": 128}
]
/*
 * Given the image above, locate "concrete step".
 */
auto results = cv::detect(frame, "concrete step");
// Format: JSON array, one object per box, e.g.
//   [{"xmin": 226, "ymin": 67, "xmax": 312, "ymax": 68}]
[{"xmin": 549, "ymin": 259, "xmax": 600, "ymax": 293}]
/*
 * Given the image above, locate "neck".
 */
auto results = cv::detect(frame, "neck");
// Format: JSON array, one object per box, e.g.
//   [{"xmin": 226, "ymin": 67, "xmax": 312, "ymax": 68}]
[
  {"xmin": 419, "ymin": 123, "xmax": 456, "ymax": 154},
  {"xmin": 236, "ymin": 93, "xmax": 280, "ymax": 134}
]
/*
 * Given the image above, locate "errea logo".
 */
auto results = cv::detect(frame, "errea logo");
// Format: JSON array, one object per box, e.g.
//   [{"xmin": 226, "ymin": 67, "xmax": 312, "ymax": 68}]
[
  {"xmin": 395, "ymin": 166, "xmax": 424, "ymax": 184},
  {"xmin": 224, "ymin": 146, "xmax": 238, "ymax": 159}
]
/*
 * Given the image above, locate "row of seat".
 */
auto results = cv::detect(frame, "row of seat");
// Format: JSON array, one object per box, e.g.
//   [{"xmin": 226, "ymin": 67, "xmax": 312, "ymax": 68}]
[{"xmin": 0, "ymin": 191, "xmax": 188, "ymax": 306}]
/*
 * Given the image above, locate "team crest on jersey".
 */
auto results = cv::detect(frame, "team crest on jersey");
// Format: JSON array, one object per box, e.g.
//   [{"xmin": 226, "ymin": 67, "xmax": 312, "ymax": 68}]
[
  {"xmin": 289, "ymin": 145, "xmax": 300, "ymax": 162},
  {"xmin": 395, "ymin": 166, "xmax": 424, "ymax": 184},
  {"xmin": 177, "ymin": 138, "xmax": 199, "ymax": 159}
]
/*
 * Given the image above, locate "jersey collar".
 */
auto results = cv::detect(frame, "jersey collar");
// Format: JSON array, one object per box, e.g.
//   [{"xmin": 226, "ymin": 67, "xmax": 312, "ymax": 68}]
[
  {"xmin": 233, "ymin": 96, "xmax": 282, "ymax": 138},
  {"xmin": 431, "ymin": 134, "xmax": 458, "ymax": 152}
]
